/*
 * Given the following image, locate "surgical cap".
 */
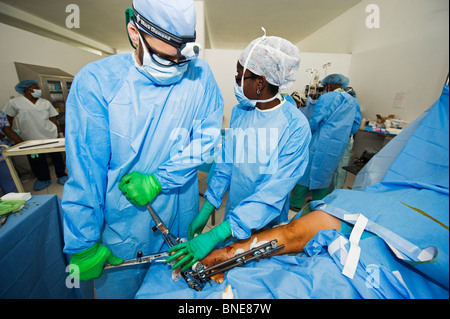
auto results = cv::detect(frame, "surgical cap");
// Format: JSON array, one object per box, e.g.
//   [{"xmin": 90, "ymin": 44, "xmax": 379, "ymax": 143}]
[
  {"xmin": 133, "ymin": 0, "xmax": 196, "ymax": 38},
  {"xmin": 239, "ymin": 36, "xmax": 301, "ymax": 91},
  {"xmin": 15, "ymin": 79, "xmax": 38, "ymax": 94},
  {"xmin": 321, "ymin": 74, "xmax": 350, "ymax": 89}
]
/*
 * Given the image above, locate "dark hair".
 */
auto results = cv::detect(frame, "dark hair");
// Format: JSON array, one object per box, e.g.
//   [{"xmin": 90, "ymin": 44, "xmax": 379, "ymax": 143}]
[
  {"xmin": 249, "ymin": 71, "xmax": 279, "ymax": 95},
  {"xmin": 267, "ymin": 82, "xmax": 279, "ymax": 95}
]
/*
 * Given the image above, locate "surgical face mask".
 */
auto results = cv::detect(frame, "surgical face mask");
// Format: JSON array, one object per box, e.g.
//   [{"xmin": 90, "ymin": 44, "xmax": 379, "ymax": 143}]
[
  {"xmin": 234, "ymin": 82, "xmax": 257, "ymax": 108},
  {"xmin": 136, "ymin": 32, "xmax": 188, "ymax": 85},
  {"xmin": 31, "ymin": 89, "xmax": 42, "ymax": 98}
]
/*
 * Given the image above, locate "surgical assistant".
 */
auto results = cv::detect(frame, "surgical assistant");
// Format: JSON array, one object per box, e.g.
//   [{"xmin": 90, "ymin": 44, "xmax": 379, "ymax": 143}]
[
  {"xmin": 3, "ymin": 79, "xmax": 68, "ymax": 191},
  {"xmin": 62, "ymin": 0, "xmax": 224, "ymax": 298},
  {"xmin": 291, "ymin": 74, "xmax": 361, "ymax": 209},
  {"xmin": 167, "ymin": 33, "xmax": 311, "ymax": 271}
]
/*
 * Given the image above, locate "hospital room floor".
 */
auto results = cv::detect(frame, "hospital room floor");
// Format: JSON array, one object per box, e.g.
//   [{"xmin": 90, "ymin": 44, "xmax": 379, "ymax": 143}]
[{"xmin": 19, "ymin": 165, "xmax": 356, "ymax": 230}]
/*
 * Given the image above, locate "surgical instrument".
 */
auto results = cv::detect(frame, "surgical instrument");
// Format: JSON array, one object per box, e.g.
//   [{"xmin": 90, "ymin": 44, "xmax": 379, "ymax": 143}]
[
  {"xmin": 184, "ymin": 240, "xmax": 285, "ymax": 291},
  {"xmin": 146, "ymin": 203, "xmax": 180, "ymax": 248},
  {"xmin": 104, "ymin": 203, "xmax": 180, "ymax": 270},
  {"xmin": 104, "ymin": 250, "xmax": 169, "ymax": 270}
]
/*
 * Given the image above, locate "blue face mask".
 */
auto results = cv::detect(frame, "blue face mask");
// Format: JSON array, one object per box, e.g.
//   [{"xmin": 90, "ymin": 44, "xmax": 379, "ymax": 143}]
[
  {"xmin": 234, "ymin": 81, "xmax": 281, "ymax": 108},
  {"xmin": 136, "ymin": 33, "xmax": 188, "ymax": 85},
  {"xmin": 234, "ymin": 82, "xmax": 257, "ymax": 108}
]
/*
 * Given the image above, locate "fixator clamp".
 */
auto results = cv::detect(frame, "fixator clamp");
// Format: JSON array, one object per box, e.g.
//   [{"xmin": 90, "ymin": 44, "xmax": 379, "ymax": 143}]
[{"xmin": 184, "ymin": 239, "xmax": 285, "ymax": 291}]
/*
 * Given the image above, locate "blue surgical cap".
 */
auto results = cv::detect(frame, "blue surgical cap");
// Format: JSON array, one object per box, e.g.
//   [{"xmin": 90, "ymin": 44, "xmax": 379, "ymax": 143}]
[
  {"xmin": 321, "ymin": 74, "xmax": 350, "ymax": 89},
  {"xmin": 15, "ymin": 79, "xmax": 38, "ymax": 94},
  {"xmin": 133, "ymin": 0, "xmax": 196, "ymax": 38}
]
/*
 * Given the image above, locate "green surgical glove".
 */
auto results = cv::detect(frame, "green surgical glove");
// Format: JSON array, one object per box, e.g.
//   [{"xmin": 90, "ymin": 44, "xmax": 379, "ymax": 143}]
[
  {"xmin": 69, "ymin": 243, "xmax": 123, "ymax": 281},
  {"xmin": 167, "ymin": 220, "xmax": 232, "ymax": 271},
  {"xmin": 118, "ymin": 172, "xmax": 162, "ymax": 206},
  {"xmin": 0, "ymin": 200, "xmax": 26, "ymax": 215},
  {"xmin": 188, "ymin": 199, "xmax": 216, "ymax": 240}
]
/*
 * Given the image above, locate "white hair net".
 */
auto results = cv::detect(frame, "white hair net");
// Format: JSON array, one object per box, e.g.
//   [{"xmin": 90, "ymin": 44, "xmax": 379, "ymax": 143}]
[{"xmin": 239, "ymin": 33, "xmax": 301, "ymax": 92}]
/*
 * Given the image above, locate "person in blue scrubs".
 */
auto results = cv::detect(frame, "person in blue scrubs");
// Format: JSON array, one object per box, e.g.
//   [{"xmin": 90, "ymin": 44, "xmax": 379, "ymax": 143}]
[
  {"xmin": 290, "ymin": 74, "xmax": 361, "ymax": 210},
  {"xmin": 167, "ymin": 33, "xmax": 311, "ymax": 271},
  {"xmin": 62, "ymin": 0, "xmax": 224, "ymax": 298},
  {"xmin": 290, "ymin": 91, "xmax": 316, "ymax": 121}
]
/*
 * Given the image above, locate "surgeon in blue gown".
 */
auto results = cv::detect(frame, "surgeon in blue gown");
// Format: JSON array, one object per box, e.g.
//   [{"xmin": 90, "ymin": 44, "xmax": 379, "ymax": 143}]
[
  {"xmin": 290, "ymin": 74, "xmax": 361, "ymax": 209},
  {"xmin": 166, "ymin": 33, "xmax": 312, "ymax": 271},
  {"xmin": 61, "ymin": 0, "xmax": 224, "ymax": 298}
]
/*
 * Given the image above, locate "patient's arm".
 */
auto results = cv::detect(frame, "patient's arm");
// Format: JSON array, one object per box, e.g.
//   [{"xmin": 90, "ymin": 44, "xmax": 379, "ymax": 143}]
[{"xmin": 201, "ymin": 210, "xmax": 340, "ymax": 268}]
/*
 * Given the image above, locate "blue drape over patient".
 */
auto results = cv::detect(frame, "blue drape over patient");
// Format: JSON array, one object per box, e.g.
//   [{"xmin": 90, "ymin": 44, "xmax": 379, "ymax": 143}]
[{"xmin": 135, "ymin": 86, "xmax": 448, "ymax": 299}]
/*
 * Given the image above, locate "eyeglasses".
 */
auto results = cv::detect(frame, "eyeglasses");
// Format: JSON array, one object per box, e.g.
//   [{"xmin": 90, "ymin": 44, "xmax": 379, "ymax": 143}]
[
  {"xmin": 235, "ymin": 75, "xmax": 258, "ymax": 84},
  {"xmin": 139, "ymin": 30, "xmax": 191, "ymax": 67}
]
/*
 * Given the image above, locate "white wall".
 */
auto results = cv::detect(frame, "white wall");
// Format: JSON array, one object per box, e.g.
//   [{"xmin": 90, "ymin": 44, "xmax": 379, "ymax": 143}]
[
  {"xmin": 0, "ymin": 22, "xmax": 103, "ymax": 108},
  {"xmin": 204, "ymin": 49, "xmax": 352, "ymax": 128},
  {"xmin": 194, "ymin": 1, "xmax": 205, "ymax": 60},
  {"xmin": 298, "ymin": 0, "xmax": 449, "ymax": 124},
  {"xmin": 292, "ymin": 52, "xmax": 352, "ymax": 94},
  {"xmin": 204, "ymin": 49, "xmax": 240, "ymax": 128}
]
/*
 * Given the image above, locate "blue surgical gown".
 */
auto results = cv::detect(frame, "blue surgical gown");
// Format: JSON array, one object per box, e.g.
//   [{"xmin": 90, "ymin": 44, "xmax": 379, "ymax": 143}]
[
  {"xmin": 204, "ymin": 98, "xmax": 311, "ymax": 239},
  {"xmin": 62, "ymin": 53, "xmax": 224, "ymax": 262},
  {"xmin": 298, "ymin": 91, "xmax": 361, "ymax": 190}
]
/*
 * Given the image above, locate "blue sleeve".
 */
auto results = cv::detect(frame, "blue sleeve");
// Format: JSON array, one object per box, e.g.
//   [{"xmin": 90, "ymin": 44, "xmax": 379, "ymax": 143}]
[
  {"xmin": 203, "ymin": 129, "xmax": 234, "ymax": 209},
  {"xmin": 61, "ymin": 64, "xmax": 119, "ymax": 254},
  {"xmin": 0, "ymin": 110, "xmax": 9, "ymax": 130},
  {"xmin": 153, "ymin": 68, "xmax": 224, "ymax": 190},
  {"xmin": 351, "ymin": 98, "xmax": 362, "ymax": 135},
  {"xmin": 309, "ymin": 93, "xmax": 336, "ymax": 134},
  {"xmin": 204, "ymin": 106, "xmax": 244, "ymax": 209},
  {"xmin": 228, "ymin": 116, "xmax": 312, "ymax": 239}
]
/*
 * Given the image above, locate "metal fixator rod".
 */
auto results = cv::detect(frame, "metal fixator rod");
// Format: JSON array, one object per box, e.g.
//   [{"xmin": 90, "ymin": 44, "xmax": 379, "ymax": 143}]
[
  {"xmin": 185, "ymin": 240, "xmax": 284, "ymax": 291},
  {"xmin": 146, "ymin": 203, "xmax": 179, "ymax": 248}
]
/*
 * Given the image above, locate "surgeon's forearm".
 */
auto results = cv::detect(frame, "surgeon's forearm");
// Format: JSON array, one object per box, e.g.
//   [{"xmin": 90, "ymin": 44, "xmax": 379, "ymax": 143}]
[{"xmin": 201, "ymin": 210, "xmax": 341, "ymax": 267}]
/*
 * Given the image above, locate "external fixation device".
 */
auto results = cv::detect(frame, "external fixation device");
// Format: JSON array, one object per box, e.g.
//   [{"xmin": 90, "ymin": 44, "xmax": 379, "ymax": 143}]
[{"xmin": 104, "ymin": 204, "xmax": 284, "ymax": 291}]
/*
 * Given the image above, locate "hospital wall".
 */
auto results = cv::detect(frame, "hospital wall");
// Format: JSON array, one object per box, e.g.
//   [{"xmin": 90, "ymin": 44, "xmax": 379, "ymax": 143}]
[
  {"xmin": 204, "ymin": 49, "xmax": 352, "ymax": 129},
  {"xmin": 0, "ymin": 22, "xmax": 102, "ymax": 108},
  {"xmin": 297, "ymin": 0, "xmax": 449, "ymax": 124}
]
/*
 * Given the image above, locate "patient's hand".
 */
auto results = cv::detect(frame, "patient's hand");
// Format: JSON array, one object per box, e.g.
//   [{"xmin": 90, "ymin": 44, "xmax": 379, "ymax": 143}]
[{"xmin": 200, "ymin": 243, "xmax": 242, "ymax": 284}]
